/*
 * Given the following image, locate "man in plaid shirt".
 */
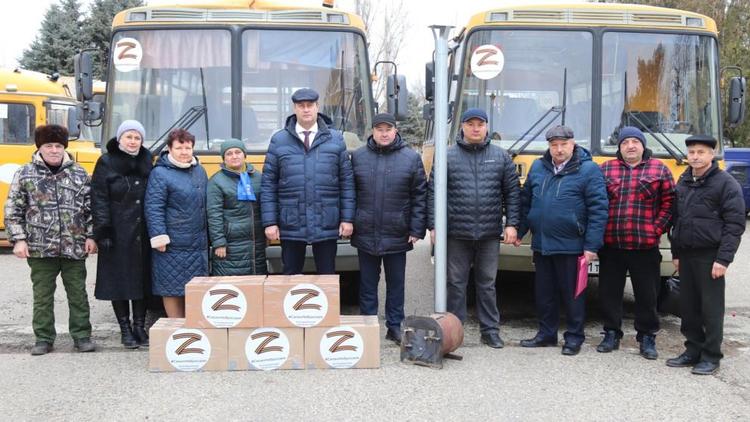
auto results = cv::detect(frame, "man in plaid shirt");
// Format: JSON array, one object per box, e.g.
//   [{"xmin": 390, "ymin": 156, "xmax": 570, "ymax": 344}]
[{"xmin": 597, "ymin": 126, "xmax": 675, "ymax": 359}]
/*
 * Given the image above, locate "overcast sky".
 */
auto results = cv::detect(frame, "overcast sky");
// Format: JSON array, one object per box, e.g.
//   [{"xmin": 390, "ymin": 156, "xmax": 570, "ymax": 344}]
[{"xmin": 1, "ymin": 0, "xmax": 586, "ymax": 87}]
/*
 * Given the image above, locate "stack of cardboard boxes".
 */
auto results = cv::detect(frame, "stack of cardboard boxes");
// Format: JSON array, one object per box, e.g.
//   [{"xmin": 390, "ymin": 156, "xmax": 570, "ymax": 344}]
[{"xmin": 149, "ymin": 275, "xmax": 380, "ymax": 372}]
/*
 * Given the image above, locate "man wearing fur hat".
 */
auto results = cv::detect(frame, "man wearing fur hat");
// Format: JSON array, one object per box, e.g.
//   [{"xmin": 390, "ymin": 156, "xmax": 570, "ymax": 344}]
[
  {"xmin": 596, "ymin": 126, "xmax": 675, "ymax": 360},
  {"xmin": 5, "ymin": 124, "xmax": 98, "ymax": 355}
]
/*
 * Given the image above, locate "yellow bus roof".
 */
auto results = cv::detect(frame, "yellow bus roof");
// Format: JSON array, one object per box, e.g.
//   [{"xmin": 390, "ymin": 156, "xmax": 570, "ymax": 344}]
[
  {"xmin": 0, "ymin": 68, "xmax": 73, "ymax": 98},
  {"xmin": 466, "ymin": 3, "xmax": 717, "ymax": 34},
  {"xmin": 113, "ymin": 0, "xmax": 365, "ymax": 32}
]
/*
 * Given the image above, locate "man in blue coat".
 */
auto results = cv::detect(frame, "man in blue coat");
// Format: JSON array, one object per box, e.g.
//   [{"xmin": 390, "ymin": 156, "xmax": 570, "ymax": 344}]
[
  {"xmin": 516, "ymin": 125, "xmax": 608, "ymax": 355},
  {"xmin": 351, "ymin": 113, "xmax": 427, "ymax": 344},
  {"xmin": 261, "ymin": 88, "xmax": 355, "ymax": 274}
]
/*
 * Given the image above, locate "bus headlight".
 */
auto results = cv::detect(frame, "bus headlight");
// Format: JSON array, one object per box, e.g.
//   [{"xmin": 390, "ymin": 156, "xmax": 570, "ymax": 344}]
[
  {"xmin": 488, "ymin": 12, "xmax": 508, "ymax": 22},
  {"xmin": 128, "ymin": 12, "xmax": 147, "ymax": 22}
]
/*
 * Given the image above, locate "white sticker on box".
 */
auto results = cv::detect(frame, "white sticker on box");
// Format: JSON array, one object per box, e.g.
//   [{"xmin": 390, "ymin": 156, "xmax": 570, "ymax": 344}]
[
  {"xmin": 113, "ymin": 37, "xmax": 143, "ymax": 73},
  {"xmin": 320, "ymin": 325, "xmax": 364, "ymax": 369},
  {"xmin": 166, "ymin": 328, "xmax": 212, "ymax": 371},
  {"xmin": 470, "ymin": 44, "xmax": 505, "ymax": 80},
  {"xmin": 201, "ymin": 283, "xmax": 247, "ymax": 328},
  {"xmin": 245, "ymin": 327, "xmax": 290, "ymax": 371},
  {"xmin": 283, "ymin": 283, "xmax": 328, "ymax": 327}
]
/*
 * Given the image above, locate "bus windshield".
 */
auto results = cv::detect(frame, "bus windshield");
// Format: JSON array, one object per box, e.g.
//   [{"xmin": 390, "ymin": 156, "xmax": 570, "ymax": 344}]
[
  {"xmin": 455, "ymin": 30, "xmax": 593, "ymax": 152},
  {"xmin": 600, "ymin": 32, "xmax": 721, "ymax": 156},
  {"xmin": 106, "ymin": 28, "xmax": 372, "ymax": 153}
]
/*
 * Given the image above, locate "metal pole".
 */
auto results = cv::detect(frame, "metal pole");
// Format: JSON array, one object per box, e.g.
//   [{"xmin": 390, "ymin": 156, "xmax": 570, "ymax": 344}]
[{"xmin": 430, "ymin": 25, "xmax": 453, "ymax": 313}]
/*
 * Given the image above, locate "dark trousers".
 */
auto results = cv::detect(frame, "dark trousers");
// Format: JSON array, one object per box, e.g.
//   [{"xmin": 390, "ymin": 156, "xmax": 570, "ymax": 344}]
[
  {"xmin": 446, "ymin": 238, "xmax": 500, "ymax": 334},
  {"xmin": 679, "ymin": 249, "xmax": 725, "ymax": 363},
  {"xmin": 533, "ymin": 252, "xmax": 585, "ymax": 346},
  {"xmin": 598, "ymin": 247, "xmax": 661, "ymax": 338},
  {"xmin": 281, "ymin": 239, "xmax": 337, "ymax": 275},
  {"xmin": 27, "ymin": 258, "xmax": 92, "ymax": 343},
  {"xmin": 358, "ymin": 250, "xmax": 406, "ymax": 331}
]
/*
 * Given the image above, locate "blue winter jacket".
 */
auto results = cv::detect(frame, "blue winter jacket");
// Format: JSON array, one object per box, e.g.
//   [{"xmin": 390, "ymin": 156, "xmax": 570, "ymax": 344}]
[
  {"xmin": 260, "ymin": 113, "xmax": 355, "ymax": 243},
  {"xmin": 145, "ymin": 152, "xmax": 209, "ymax": 296},
  {"xmin": 518, "ymin": 146, "xmax": 608, "ymax": 255}
]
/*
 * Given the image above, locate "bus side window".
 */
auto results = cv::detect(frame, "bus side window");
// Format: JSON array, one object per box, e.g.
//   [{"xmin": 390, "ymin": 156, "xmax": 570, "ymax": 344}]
[{"xmin": 0, "ymin": 103, "xmax": 35, "ymax": 144}]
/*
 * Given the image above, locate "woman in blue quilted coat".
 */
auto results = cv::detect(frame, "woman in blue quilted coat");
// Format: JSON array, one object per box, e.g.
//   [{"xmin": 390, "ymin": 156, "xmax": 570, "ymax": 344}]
[{"xmin": 145, "ymin": 129, "xmax": 208, "ymax": 317}]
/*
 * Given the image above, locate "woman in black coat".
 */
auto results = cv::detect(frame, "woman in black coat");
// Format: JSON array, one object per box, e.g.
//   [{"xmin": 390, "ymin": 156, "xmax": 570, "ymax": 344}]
[{"xmin": 91, "ymin": 120, "xmax": 153, "ymax": 349}]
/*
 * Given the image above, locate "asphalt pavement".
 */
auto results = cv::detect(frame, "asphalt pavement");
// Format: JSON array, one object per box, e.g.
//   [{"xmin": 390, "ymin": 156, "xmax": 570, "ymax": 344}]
[{"xmin": 1, "ymin": 228, "xmax": 750, "ymax": 420}]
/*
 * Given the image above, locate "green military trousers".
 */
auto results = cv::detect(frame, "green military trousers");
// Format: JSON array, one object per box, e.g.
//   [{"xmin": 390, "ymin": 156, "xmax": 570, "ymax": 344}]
[{"xmin": 28, "ymin": 258, "xmax": 92, "ymax": 343}]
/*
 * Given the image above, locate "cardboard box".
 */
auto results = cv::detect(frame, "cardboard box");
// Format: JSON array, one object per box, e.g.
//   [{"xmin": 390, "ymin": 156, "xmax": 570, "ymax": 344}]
[
  {"xmin": 227, "ymin": 327, "xmax": 305, "ymax": 371},
  {"xmin": 304, "ymin": 315, "xmax": 380, "ymax": 369},
  {"xmin": 149, "ymin": 318, "xmax": 228, "ymax": 372},
  {"xmin": 263, "ymin": 275, "xmax": 340, "ymax": 328},
  {"xmin": 185, "ymin": 276, "xmax": 265, "ymax": 329}
]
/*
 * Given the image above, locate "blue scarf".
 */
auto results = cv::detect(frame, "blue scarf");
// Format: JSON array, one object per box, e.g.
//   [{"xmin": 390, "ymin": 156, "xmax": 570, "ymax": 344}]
[{"xmin": 238, "ymin": 171, "xmax": 256, "ymax": 201}]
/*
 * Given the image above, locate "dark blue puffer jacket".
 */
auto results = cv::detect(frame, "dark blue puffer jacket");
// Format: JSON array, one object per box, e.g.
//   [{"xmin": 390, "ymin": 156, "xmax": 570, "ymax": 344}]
[
  {"xmin": 260, "ymin": 113, "xmax": 355, "ymax": 243},
  {"xmin": 351, "ymin": 134, "xmax": 427, "ymax": 255},
  {"xmin": 518, "ymin": 145, "xmax": 608, "ymax": 255},
  {"xmin": 144, "ymin": 152, "xmax": 209, "ymax": 297},
  {"xmin": 427, "ymin": 133, "xmax": 521, "ymax": 240}
]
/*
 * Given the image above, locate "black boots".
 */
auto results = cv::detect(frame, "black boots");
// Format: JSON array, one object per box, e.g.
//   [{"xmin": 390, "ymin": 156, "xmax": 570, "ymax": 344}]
[
  {"xmin": 132, "ymin": 316, "xmax": 149, "ymax": 348},
  {"xmin": 639, "ymin": 335, "xmax": 658, "ymax": 360},
  {"xmin": 596, "ymin": 330, "xmax": 621, "ymax": 353},
  {"xmin": 117, "ymin": 316, "xmax": 139, "ymax": 349}
]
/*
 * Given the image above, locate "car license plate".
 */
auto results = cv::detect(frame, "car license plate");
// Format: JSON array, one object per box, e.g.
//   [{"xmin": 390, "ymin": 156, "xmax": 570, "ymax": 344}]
[{"xmin": 588, "ymin": 260, "xmax": 600, "ymax": 274}]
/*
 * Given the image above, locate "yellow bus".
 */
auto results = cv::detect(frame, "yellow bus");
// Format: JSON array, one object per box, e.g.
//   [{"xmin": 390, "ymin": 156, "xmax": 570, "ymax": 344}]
[
  {"xmin": 0, "ymin": 68, "xmax": 99, "ymax": 245},
  {"xmin": 423, "ymin": 3, "xmax": 745, "ymax": 280},
  {"xmin": 76, "ymin": 0, "xmax": 382, "ymax": 278}
]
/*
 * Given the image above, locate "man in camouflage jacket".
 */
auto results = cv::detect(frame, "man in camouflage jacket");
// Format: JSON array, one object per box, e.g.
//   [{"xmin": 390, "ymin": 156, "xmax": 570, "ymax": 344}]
[{"xmin": 4, "ymin": 125, "xmax": 98, "ymax": 355}]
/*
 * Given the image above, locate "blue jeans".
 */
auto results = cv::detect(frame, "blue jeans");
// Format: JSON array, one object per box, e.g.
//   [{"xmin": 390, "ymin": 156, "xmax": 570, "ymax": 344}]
[{"xmin": 358, "ymin": 250, "xmax": 406, "ymax": 331}]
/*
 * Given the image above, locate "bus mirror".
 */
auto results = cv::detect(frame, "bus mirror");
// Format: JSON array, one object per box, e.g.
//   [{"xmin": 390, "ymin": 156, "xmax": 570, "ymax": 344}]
[
  {"xmin": 728, "ymin": 76, "xmax": 746, "ymax": 127},
  {"xmin": 67, "ymin": 106, "xmax": 80, "ymax": 138},
  {"xmin": 425, "ymin": 62, "xmax": 435, "ymax": 102},
  {"xmin": 74, "ymin": 52, "xmax": 94, "ymax": 101},
  {"xmin": 387, "ymin": 74, "xmax": 409, "ymax": 121},
  {"xmin": 423, "ymin": 103, "xmax": 433, "ymax": 120},
  {"xmin": 79, "ymin": 101, "xmax": 103, "ymax": 123}
]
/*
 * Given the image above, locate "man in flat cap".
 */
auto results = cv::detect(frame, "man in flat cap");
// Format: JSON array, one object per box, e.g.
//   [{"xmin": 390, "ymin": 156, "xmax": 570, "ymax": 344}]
[
  {"xmin": 351, "ymin": 113, "xmax": 427, "ymax": 344},
  {"xmin": 596, "ymin": 126, "xmax": 675, "ymax": 359},
  {"xmin": 516, "ymin": 125, "xmax": 608, "ymax": 355},
  {"xmin": 5, "ymin": 124, "xmax": 98, "ymax": 355},
  {"xmin": 666, "ymin": 135, "xmax": 745, "ymax": 375},
  {"xmin": 261, "ymin": 88, "xmax": 355, "ymax": 274},
  {"xmin": 427, "ymin": 107, "xmax": 521, "ymax": 348}
]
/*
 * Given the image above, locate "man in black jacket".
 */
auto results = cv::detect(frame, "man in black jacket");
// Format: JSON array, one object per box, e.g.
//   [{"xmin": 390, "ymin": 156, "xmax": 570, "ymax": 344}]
[
  {"xmin": 667, "ymin": 135, "xmax": 746, "ymax": 375},
  {"xmin": 351, "ymin": 113, "xmax": 427, "ymax": 344},
  {"xmin": 428, "ymin": 108, "xmax": 521, "ymax": 348}
]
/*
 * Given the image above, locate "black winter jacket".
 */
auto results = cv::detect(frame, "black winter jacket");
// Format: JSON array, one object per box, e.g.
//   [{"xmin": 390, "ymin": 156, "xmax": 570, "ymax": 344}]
[
  {"xmin": 670, "ymin": 162, "xmax": 746, "ymax": 266},
  {"xmin": 427, "ymin": 133, "xmax": 521, "ymax": 240},
  {"xmin": 351, "ymin": 134, "xmax": 427, "ymax": 255},
  {"xmin": 91, "ymin": 138, "xmax": 153, "ymax": 300}
]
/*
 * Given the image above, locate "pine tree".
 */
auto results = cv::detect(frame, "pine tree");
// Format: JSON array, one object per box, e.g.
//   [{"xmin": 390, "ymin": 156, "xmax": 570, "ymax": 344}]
[
  {"xmin": 18, "ymin": 0, "xmax": 86, "ymax": 75},
  {"xmin": 82, "ymin": 0, "xmax": 144, "ymax": 80}
]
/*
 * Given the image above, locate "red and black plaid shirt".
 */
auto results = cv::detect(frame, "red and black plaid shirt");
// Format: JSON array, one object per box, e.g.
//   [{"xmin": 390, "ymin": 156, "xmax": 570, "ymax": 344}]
[{"xmin": 600, "ymin": 155, "xmax": 675, "ymax": 250}]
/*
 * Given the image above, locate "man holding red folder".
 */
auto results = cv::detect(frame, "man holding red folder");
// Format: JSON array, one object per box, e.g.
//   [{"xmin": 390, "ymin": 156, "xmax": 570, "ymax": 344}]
[
  {"xmin": 516, "ymin": 125, "xmax": 608, "ymax": 356},
  {"xmin": 597, "ymin": 127, "xmax": 675, "ymax": 360}
]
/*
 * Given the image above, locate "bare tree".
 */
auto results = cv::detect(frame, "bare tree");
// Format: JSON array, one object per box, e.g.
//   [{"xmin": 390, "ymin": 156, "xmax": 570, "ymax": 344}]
[{"xmin": 355, "ymin": 0, "xmax": 410, "ymax": 107}]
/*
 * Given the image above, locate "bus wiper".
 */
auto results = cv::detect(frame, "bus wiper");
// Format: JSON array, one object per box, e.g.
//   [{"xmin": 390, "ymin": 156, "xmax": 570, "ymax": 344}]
[
  {"xmin": 150, "ymin": 105, "xmax": 207, "ymax": 155},
  {"xmin": 507, "ymin": 105, "xmax": 565, "ymax": 157},
  {"xmin": 624, "ymin": 111, "xmax": 686, "ymax": 164},
  {"xmin": 508, "ymin": 68, "xmax": 567, "ymax": 157}
]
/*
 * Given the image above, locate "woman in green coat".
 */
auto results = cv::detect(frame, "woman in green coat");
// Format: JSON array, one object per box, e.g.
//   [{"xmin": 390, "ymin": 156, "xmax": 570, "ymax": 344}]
[{"xmin": 207, "ymin": 139, "xmax": 267, "ymax": 275}]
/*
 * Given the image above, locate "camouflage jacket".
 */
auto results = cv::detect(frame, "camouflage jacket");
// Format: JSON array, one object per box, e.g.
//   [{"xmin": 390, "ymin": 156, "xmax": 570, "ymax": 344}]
[{"xmin": 4, "ymin": 152, "xmax": 93, "ymax": 260}]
